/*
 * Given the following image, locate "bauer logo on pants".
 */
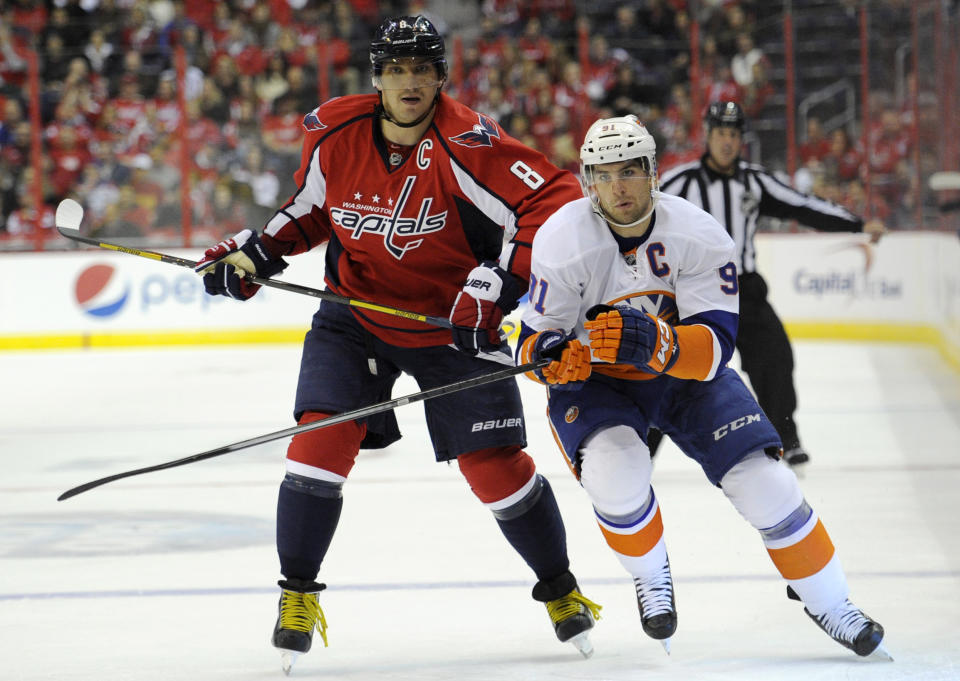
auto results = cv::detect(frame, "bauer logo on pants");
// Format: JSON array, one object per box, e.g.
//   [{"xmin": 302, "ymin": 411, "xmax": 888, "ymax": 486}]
[{"xmin": 74, "ymin": 263, "xmax": 130, "ymax": 318}]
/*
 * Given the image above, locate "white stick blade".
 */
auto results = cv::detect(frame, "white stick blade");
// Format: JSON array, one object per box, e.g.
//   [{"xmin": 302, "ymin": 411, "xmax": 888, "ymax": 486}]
[
  {"xmin": 929, "ymin": 171, "xmax": 960, "ymax": 191},
  {"xmin": 55, "ymin": 198, "xmax": 84, "ymax": 231}
]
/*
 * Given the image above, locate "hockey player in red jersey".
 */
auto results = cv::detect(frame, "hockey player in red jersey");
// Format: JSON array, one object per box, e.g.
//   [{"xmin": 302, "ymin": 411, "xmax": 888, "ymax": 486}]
[{"xmin": 194, "ymin": 15, "xmax": 599, "ymax": 673}]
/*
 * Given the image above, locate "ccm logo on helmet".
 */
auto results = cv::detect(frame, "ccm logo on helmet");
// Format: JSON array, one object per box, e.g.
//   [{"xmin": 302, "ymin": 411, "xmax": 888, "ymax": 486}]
[
  {"xmin": 713, "ymin": 414, "xmax": 762, "ymax": 440},
  {"xmin": 471, "ymin": 418, "xmax": 523, "ymax": 432}
]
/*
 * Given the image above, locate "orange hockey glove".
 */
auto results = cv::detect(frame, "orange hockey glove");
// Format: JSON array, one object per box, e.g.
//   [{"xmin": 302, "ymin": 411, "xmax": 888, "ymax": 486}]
[
  {"xmin": 584, "ymin": 304, "xmax": 677, "ymax": 374},
  {"xmin": 523, "ymin": 329, "xmax": 592, "ymax": 389}
]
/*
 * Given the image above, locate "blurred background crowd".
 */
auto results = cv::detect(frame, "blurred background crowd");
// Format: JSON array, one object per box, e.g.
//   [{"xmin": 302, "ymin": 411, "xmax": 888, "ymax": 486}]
[{"xmin": 0, "ymin": 0, "xmax": 956, "ymax": 247}]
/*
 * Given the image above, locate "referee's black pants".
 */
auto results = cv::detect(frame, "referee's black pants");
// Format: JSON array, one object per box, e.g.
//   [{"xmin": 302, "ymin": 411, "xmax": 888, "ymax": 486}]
[{"xmin": 735, "ymin": 272, "xmax": 800, "ymax": 451}]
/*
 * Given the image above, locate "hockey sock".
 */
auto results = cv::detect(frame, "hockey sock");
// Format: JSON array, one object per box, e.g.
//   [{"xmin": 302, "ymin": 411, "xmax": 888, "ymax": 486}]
[
  {"xmin": 721, "ymin": 451, "xmax": 848, "ymax": 614},
  {"xmin": 493, "ymin": 474, "xmax": 570, "ymax": 581},
  {"xmin": 276, "ymin": 473, "xmax": 343, "ymax": 580}
]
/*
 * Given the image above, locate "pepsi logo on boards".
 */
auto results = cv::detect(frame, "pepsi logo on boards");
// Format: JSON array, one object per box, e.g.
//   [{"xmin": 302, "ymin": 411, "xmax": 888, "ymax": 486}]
[{"xmin": 74, "ymin": 264, "xmax": 130, "ymax": 318}]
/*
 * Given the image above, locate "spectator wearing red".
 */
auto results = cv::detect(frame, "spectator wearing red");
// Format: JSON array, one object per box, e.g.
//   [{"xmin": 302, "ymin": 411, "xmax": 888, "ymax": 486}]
[
  {"xmin": 112, "ymin": 74, "xmax": 147, "ymax": 132},
  {"xmin": 10, "ymin": 0, "xmax": 48, "ymax": 36},
  {"xmin": 517, "ymin": 17, "xmax": 553, "ymax": 65},
  {"xmin": 476, "ymin": 16, "xmax": 509, "ymax": 67},
  {"xmin": 798, "ymin": 117, "xmax": 831, "ymax": 165},
  {"xmin": 184, "ymin": 0, "xmax": 218, "ymax": 33},
  {"xmin": 152, "ymin": 74, "xmax": 181, "ymax": 134},
  {"xmin": 0, "ymin": 22, "xmax": 29, "ymax": 90},
  {"xmin": 262, "ymin": 97, "xmax": 303, "ymax": 151},
  {"xmin": 5, "ymin": 187, "xmax": 55, "ymax": 236},
  {"xmin": 821, "ymin": 127, "xmax": 862, "ymax": 183},
  {"xmin": 49, "ymin": 127, "xmax": 93, "ymax": 198},
  {"xmin": 581, "ymin": 34, "xmax": 621, "ymax": 104},
  {"xmin": 700, "ymin": 64, "xmax": 741, "ymax": 116},
  {"xmin": 740, "ymin": 59, "xmax": 773, "ymax": 117}
]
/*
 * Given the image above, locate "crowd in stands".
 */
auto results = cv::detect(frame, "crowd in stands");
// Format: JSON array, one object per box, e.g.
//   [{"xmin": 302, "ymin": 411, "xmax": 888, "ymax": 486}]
[{"xmin": 0, "ymin": 0, "xmax": 941, "ymax": 243}]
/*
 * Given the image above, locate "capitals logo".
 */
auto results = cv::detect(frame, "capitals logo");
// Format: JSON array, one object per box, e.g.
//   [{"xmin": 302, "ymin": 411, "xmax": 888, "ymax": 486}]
[
  {"xmin": 75, "ymin": 264, "xmax": 130, "ymax": 317},
  {"xmin": 302, "ymin": 107, "xmax": 328, "ymax": 132},
  {"xmin": 449, "ymin": 114, "xmax": 500, "ymax": 148}
]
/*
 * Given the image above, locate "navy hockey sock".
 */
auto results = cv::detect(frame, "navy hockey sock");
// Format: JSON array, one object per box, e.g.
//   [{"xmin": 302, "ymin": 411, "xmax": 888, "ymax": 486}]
[
  {"xmin": 276, "ymin": 473, "xmax": 343, "ymax": 580},
  {"xmin": 493, "ymin": 475, "xmax": 570, "ymax": 581}
]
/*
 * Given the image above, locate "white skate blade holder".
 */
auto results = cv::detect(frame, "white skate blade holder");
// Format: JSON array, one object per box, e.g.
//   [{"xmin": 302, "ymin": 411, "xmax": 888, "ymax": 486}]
[
  {"xmin": 568, "ymin": 631, "xmax": 594, "ymax": 659},
  {"xmin": 870, "ymin": 642, "xmax": 894, "ymax": 662},
  {"xmin": 280, "ymin": 650, "xmax": 299, "ymax": 675}
]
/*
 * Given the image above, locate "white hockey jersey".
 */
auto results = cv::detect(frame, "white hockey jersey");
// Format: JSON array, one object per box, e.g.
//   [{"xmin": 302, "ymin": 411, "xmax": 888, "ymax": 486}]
[{"xmin": 519, "ymin": 193, "xmax": 740, "ymax": 382}]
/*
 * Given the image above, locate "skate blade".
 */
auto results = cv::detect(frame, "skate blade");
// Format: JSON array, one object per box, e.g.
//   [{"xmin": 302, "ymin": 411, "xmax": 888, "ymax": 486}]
[
  {"xmin": 869, "ymin": 642, "xmax": 894, "ymax": 662},
  {"xmin": 660, "ymin": 636, "xmax": 672, "ymax": 655},
  {"xmin": 568, "ymin": 631, "xmax": 594, "ymax": 659},
  {"xmin": 280, "ymin": 650, "xmax": 299, "ymax": 675}
]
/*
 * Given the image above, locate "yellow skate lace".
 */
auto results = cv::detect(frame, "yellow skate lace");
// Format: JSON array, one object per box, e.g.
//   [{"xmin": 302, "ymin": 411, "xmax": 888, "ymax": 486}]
[
  {"xmin": 546, "ymin": 589, "xmax": 603, "ymax": 624},
  {"xmin": 279, "ymin": 589, "xmax": 329, "ymax": 647}
]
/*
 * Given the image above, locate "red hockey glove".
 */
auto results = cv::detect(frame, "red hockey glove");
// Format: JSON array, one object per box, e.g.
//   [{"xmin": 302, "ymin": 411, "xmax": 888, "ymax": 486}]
[
  {"xmin": 194, "ymin": 229, "xmax": 288, "ymax": 300},
  {"xmin": 584, "ymin": 305, "xmax": 677, "ymax": 374},
  {"xmin": 523, "ymin": 329, "xmax": 592, "ymax": 389},
  {"xmin": 449, "ymin": 261, "xmax": 525, "ymax": 355}
]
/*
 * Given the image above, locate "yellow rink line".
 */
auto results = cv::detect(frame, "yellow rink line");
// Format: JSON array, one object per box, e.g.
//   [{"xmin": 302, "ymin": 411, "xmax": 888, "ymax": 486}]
[
  {"xmin": 1, "ymin": 322, "xmax": 958, "ymax": 373},
  {"xmin": 0, "ymin": 327, "xmax": 309, "ymax": 350}
]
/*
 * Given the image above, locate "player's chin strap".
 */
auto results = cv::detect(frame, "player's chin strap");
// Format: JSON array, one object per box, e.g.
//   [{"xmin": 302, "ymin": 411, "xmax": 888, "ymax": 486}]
[{"xmin": 375, "ymin": 87, "xmax": 442, "ymax": 128}]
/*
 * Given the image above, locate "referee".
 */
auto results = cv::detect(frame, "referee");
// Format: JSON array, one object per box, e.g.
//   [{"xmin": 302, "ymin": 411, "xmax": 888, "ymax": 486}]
[{"xmin": 656, "ymin": 101, "xmax": 885, "ymax": 468}]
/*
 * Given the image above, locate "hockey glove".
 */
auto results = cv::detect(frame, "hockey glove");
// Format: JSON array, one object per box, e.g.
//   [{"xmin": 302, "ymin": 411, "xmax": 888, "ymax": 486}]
[
  {"xmin": 449, "ymin": 261, "xmax": 525, "ymax": 355},
  {"xmin": 584, "ymin": 304, "xmax": 677, "ymax": 374},
  {"xmin": 525, "ymin": 329, "xmax": 592, "ymax": 389},
  {"xmin": 194, "ymin": 229, "xmax": 288, "ymax": 300}
]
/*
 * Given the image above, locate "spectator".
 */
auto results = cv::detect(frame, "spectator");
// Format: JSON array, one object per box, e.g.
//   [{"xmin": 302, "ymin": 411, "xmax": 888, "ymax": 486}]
[
  {"xmin": 41, "ymin": 34, "xmax": 71, "ymax": 87},
  {"xmin": 740, "ymin": 58, "xmax": 773, "ymax": 117},
  {"xmin": 6, "ymin": 189, "xmax": 55, "ymax": 236},
  {"xmin": 730, "ymin": 31, "xmax": 764, "ymax": 87},
  {"xmin": 0, "ymin": 22, "xmax": 28, "ymax": 91},
  {"xmin": 84, "ymin": 29, "xmax": 116, "ymax": 75},
  {"xmin": 605, "ymin": 6, "xmax": 643, "ymax": 56},
  {"xmin": 798, "ymin": 117, "xmax": 831, "ymax": 165},
  {"xmin": 821, "ymin": 127, "xmax": 862, "ymax": 184},
  {"xmin": 601, "ymin": 62, "xmax": 649, "ymax": 118},
  {"xmin": 254, "ymin": 54, "xmax": 291, "ymax": 108},
  {"xmin": 49, "ymin": 126, "xmax": 92, "ymax": 199},
  {"xmin": 581, "ymin": 34, "xmax": 622, "ymax": 103},
  {"xmin": 95, "ymin": 184, "xmax": 151, "ymax": 238}
]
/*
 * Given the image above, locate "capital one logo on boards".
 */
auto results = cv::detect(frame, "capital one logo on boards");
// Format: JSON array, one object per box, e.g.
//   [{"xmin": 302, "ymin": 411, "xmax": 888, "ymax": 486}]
[{"xmin": 74, "ymin": 264, "xmax": 130, "ymax": 318}]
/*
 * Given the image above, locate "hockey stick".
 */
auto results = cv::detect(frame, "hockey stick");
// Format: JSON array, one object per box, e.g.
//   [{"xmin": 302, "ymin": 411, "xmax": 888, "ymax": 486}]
[
  {"xmin": 56, "ymin": 358, "xmax": 549, "ymax": 501},
  {"xmin": 54, "ymin": 199, "xmax": 454, "ymax": 329}
]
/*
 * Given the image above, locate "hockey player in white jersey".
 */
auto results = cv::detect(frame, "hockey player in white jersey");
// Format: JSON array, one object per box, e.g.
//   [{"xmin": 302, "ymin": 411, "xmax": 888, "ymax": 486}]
[{"xmin": 516, "ymin": 114, "xmax": 889, "ymax": 659}]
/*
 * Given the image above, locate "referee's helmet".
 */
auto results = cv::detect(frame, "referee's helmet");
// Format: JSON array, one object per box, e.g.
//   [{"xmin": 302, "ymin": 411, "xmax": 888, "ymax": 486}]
[{"xmin": 704, "ymin": 101, "xmax": 746, "ymax": 132}]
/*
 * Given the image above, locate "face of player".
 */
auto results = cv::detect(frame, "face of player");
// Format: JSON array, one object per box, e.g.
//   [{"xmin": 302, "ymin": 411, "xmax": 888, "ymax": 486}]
[
  {"xmin": 377, "ymin": 57, "xmax": 444, "ymax": 125},
  {"xmin": 591, "ymin": 159, "xmax": 653, "ymax": 226},
  {"xmin": 707, "ymin": 126, "xmax": 742, "ymax": 173}
]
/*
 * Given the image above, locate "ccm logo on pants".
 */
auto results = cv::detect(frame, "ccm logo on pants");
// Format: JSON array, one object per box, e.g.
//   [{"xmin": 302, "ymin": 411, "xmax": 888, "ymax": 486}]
[
  {"xmin": 713, "ymin": 413, "xmax": 762, "ymax": 440},
  {"xmin": 471, "ymin": 418, "xmax": 523, "ymax": 432}
]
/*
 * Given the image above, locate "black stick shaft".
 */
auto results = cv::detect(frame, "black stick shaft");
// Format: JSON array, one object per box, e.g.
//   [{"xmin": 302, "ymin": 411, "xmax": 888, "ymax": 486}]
[
  {"xmin": 56, "ymin": 229, "xmax": 453, "ymax": 328},
  {"xmin": 57, "ymin": 359, "xmax": 548, "ymax": 501}
]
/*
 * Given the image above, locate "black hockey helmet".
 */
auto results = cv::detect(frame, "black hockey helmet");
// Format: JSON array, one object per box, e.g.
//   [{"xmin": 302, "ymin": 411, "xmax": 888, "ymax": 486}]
[
  {"xmin": 704, "ymin": 101, "xmax": 746, "ymax": 132},
  {"xmin": 369, "ymin": 15, "xmax": 447, "ymax": 80}
]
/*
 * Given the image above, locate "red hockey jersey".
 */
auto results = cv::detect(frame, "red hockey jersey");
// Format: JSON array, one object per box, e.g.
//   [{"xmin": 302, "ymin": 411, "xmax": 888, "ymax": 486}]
[{"xmin": 259, "ymin": 93, "xmax": 583, "ymax": 348}]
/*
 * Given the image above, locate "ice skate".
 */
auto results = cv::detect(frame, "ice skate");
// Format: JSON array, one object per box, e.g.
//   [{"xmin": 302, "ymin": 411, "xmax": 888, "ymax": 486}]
[
  {"xmin": 633, "ymin": 556, "xmax": 677, "ymax": 654},
  {"xmin": 272, "ymin": 579, "xmax": 328, "ymax": 675},
  {"xmin": 787, "ymin": 586, "xmax": 891, "ymax": 660},
  {"xmin": 783, "ymin": 446, "xmax": 810, "ymax": 470},
  {"xmin": 532, "ymin": 570, "xmax": 602, "ymax": 658}
]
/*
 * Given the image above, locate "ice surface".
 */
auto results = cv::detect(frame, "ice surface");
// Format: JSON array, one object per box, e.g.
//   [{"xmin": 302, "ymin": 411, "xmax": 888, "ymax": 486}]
[{"xmin": 1, "ymin": 341, "xmax": 958, "ymax": 680}]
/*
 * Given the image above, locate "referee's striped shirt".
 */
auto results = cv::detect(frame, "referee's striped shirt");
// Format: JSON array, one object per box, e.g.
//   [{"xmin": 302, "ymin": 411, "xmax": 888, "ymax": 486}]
[{"xmin": 658, "ymin": 155, "xmax": 864, "ymax": 275}]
